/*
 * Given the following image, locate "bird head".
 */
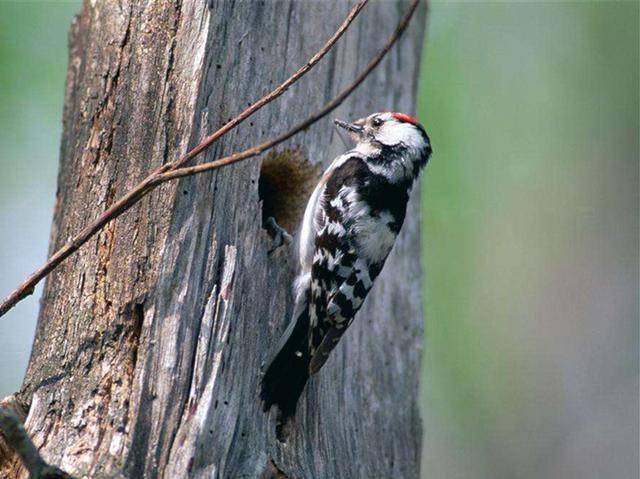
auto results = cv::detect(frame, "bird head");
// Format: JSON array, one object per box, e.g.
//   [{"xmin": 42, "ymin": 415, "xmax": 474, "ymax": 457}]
[
  {"xmin": 334, "ymin": 112, "xmax": 431, "ymax": 178},
  {"xmin": 334, "ymin": 112, "xmax": 430, "ymax": 153}
]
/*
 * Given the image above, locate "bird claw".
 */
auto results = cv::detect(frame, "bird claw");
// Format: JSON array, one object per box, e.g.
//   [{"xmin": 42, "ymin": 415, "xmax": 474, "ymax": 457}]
[{"xmin": 266, "ymin": 217, "xmax": 292, "ymax": 254}]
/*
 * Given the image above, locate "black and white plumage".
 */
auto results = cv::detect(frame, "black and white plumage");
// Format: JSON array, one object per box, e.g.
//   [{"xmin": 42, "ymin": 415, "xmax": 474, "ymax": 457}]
[{"xmin": 261, "ymin": 112, "xmax": 432, "ymax": 438}]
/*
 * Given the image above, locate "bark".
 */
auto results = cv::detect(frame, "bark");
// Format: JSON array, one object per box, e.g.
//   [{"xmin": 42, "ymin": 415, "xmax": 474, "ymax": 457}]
[{"xmin": 2, "ymin": 1, "xmax": 426, "ymax": 477}]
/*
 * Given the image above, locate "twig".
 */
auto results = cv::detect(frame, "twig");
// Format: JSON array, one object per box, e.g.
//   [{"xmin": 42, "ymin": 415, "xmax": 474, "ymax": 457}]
[
  {"xmin": 0, "ymin": 1, "xmax": 368, "ymax": 318},
  {"xmin": 160, "ymin": 0, "xmax": 368, "ymax": 173},
  {"xmin": 0, "ymin": 0, "xmax": 420, "ymax": 318},
  {"xmin": 159, "ymin": 0, "xmax": 420, "ymax": 183},
  {"xmin": 0, "ymin": 407, "xmax": 74, "ymax": 479}
]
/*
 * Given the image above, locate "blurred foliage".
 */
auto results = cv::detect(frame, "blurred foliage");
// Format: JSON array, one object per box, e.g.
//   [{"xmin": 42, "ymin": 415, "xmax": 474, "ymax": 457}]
[
  {"xmin": 419, "ymin": 2, "xmax": 638, "ymax": 478},
  {"xmin": 0, "ymin": 1, "xmax": 79, "ymax": 199}
]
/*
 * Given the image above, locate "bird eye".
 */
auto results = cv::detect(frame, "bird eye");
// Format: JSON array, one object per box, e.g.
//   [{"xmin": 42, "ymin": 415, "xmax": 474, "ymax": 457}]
[{"xmin": 372, "ymin": 117, "xmax": 383, "ymax": 127}]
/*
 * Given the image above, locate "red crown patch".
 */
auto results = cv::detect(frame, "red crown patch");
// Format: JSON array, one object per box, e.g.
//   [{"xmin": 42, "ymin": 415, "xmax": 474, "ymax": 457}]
[{"xmin": 391, "ymin": 112, "xmax": 418, "ymax": 124}]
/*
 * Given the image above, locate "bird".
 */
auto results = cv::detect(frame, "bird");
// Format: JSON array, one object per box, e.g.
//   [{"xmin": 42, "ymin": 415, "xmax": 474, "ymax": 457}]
[{"xmin": 260, "ymin": 111, "xmax": 432, "ymax": 440}]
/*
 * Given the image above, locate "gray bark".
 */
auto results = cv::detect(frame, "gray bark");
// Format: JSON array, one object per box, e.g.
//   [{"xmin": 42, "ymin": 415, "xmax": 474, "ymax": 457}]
[{"xmin": 2, "ymin": 1, "xmax": 426, "ymax": 477}]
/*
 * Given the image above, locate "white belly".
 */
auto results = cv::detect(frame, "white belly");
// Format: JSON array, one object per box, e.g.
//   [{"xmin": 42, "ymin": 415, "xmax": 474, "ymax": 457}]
[{"xmin": 354, "ymin": 210, "xmax": 396, "ymax": 264}]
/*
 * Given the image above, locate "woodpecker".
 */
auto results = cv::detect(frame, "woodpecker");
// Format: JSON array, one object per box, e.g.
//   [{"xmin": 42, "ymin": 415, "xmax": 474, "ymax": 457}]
[{"xmin": 260, "ymin": 112, "xmax": 432, "ymax": 439}]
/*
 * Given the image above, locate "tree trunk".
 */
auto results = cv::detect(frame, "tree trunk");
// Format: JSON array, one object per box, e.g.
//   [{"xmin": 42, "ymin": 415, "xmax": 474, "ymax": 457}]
[{"xmin": 3, "ymin": 1, "xmax": 426, "ymax": 477}]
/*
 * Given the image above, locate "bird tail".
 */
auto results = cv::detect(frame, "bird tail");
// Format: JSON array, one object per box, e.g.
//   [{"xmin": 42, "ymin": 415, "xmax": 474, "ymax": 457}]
[{"xmin": 260, "ymin": 301, "xmax": 311, "ymax": 440}]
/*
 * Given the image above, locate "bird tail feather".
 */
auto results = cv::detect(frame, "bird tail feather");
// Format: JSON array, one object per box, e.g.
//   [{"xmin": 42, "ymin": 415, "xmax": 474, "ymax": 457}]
[{"xmin": 260, "ymin": 301, "xmax": 311, "ymax": 440}]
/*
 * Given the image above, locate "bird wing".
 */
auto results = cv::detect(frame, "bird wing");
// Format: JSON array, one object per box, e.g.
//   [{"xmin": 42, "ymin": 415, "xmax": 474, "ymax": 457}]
[{"xmin": 307, "ymin": 156, "xmax": 388, "ymax": 374}]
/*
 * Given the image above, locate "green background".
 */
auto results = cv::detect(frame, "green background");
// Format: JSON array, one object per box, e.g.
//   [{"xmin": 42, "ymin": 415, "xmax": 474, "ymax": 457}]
[{"xmin": 0, "ymin": 2, "xmax": 638, "ymax": 477}]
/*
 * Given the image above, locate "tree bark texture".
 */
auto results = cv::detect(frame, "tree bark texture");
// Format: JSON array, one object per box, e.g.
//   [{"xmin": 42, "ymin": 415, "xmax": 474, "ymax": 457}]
[{"xmin": 4, "ymin": 1, "xmax": 426, "ymax": 477}]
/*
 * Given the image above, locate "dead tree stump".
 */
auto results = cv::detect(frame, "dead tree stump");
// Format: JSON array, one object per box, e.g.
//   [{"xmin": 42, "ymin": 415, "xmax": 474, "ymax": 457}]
[{"xmin": 2, "ymin": 1, "xmax": 427, "ymax": 477}]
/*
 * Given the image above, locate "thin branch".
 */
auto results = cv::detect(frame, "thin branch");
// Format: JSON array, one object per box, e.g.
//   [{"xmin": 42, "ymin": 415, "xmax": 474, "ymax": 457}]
[
  {"xmin": 0, "ymin": 0, "xmax": 420, "ymax": 318},
  {"xmin": 0, "ymin": 1, "xmax": 368, "ymax": 318},
  {"xmin": 0, "ymin": 407, "xmax": 74, "ymax": 479},
  {"xmin": 161, "ymin": 0, "xmax": 369, "ymax": 173},
  {"xmin": 159, "ymin": 0, "xmax": 420, "ymax": 183}
]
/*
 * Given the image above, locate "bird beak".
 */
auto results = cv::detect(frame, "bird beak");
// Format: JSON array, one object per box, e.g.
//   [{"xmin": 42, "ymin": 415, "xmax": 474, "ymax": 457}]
[{"xmin": 334, "ymin": 119, "xmax": 365, "ymax": 142}]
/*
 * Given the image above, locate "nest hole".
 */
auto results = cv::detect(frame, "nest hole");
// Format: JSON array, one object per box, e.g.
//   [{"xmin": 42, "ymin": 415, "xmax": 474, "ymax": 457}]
[{"xmin": 258, "ymin": 148, "xmax": 321, "ymax": 235}]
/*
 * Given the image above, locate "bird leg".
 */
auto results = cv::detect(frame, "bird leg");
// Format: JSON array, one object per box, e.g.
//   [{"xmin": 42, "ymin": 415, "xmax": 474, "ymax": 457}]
[{"xmin": 266, "ymin": 217, "xmax": 293, "ymax": 254}]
